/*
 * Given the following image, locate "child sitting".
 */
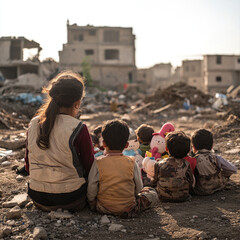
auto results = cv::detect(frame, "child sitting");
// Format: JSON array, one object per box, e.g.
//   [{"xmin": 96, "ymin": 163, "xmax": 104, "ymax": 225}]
[
  {"xmin": 191, "ymin": 128, "xmax": 237, "ymax": 195},
  {"xmin": 135, "ymin": 124, "xmax": 154, "ymax": 157},
  {"xmin": 92, "ymin": 125, "xmax": 105, "ymax": 158},
  {"xmin": 152, "ymin": 131, "xmax": 194, "ymax": 202},
  {"xmin": 87, "ymin": 119, "xmax": 158, "ymax": 218}
]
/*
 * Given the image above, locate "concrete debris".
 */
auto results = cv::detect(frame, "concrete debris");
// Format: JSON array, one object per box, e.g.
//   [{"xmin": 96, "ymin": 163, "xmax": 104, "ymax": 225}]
[
  {"xmin": 2, "ymin": 193, "xmax": 28, "ymax": 208},
  {"xmin": 0, "ymin": 137, "xmax": 25, "ymax": 150},
  {"xmin": 33, "ymin": 226, "xmax": 48, "ymax": 240},
  {"xmin": 1, "ymin": 160, "xmax": 11, "ymax": 167},
  {"xmin": 196, "ymin": 231, "xmax": 208, "ymax": 239},
  {"xmin": 108, "ymin": 223, "xmax": 124, "ymax": 232},
  {"xmin": 16, "ymin": 175, "xmax": 25, "ymax": 181},
  {"xmin": 227, "ymin": 85, "xmax": 240, "ymax": 99},
  {"xmin": 224, "ymin": 148, "xmax": 240, "ymax": 154},
  {"xmin": 0, "ymin": 226, "xmax": 12, "ymax": 238},
  {"xmin": 48, "ymin": 210, "xmax": 73, "ymax": 219},
  {"xmin": 100, "ymin": 215, "xmax": 111, "ymax": 225},
  {"xmin": 144, "ymin": 82, "xmax": 211, "ymax": 110},
  {"xmin": 6, "ymin": 205, "xmax": 22, "ymax": 219}
]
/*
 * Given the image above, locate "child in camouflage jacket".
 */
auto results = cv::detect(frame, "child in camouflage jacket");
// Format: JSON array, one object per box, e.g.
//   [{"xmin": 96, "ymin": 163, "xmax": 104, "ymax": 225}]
[{"xmin": 152, "ymin": 131, "xmax": 194, "ymax": 202}]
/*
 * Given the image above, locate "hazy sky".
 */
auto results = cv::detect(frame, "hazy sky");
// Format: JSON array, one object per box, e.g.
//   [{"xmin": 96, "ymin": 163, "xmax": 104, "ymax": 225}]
[{"xmin": 0, "ymin": 0, "xmax": 239, "ymax": 68}]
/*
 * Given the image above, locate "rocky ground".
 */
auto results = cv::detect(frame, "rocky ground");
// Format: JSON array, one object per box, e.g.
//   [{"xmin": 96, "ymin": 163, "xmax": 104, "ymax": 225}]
[{"xmin": 0, "ymin": 82, "xmax": 240, "ymax": 240}]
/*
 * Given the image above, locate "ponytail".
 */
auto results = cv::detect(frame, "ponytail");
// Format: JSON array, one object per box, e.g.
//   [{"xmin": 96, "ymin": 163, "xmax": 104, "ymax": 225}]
[{"xmin": 36, "ymin": 98, "xmax": 59, "ymax": 150}]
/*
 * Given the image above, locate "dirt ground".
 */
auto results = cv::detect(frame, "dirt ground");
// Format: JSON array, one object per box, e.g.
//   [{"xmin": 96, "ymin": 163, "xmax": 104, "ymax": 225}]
[{"xmin": 0, "ymin": 110, "xmax": 239, "ymax": 240}]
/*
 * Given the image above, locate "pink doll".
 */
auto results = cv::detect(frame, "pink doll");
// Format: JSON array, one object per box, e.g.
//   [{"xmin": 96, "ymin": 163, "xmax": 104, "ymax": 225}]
[{"xmin": 150, "ymin": 122, "xmax": 175, "ymax": 159}]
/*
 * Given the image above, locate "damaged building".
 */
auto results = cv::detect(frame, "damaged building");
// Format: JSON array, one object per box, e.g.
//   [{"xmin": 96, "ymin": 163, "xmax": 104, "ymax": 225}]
[
  {"xmin": 137, "ymin": 63, "xmax": 174, "ymax": 89},
  {"xmin": 203, "ymin": 55, "xmax": 240, "ymax": 93},
  {"xmin": 0, "ymin": 37, "xmax": 42, "ymax": 79},
  {"xmin": 180, "ymin": 60, "xmax": 204, "ymax": 91},
  {"xmin": 59, "ymin": 22, "xmax": 136, "ymax": 89},
  {"xmin": 0, "ymin": 37, "xmax": 58, "ymax": 91}
]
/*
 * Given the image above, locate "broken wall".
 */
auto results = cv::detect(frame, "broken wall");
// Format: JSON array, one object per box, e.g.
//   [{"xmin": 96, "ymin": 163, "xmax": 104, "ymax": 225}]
[{"xmin": 0, "ymin": 40, "xmax": 11, "ymax": 63}]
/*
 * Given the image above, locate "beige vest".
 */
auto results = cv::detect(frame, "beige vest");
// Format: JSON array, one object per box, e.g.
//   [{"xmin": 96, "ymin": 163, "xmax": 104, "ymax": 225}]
[
  {"xmin": 96, "ymin": 155, "xmax": 136, "ymax": 214},
  {"xmin": 28, "ymin": 115, "xmax": 86, "ymax": 194}
]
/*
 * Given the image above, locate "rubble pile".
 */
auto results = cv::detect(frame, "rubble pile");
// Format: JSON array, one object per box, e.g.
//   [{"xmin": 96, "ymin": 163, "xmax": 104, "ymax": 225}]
[
  {"xmin": 144, "ymin": 82, "xmax": 212, "ymax": 110},
  {"xmin": 212, "ymin": 114, "xmax": 240, "ymax": 138},
  {"xmin": 221, "ymin": 100, "xmax": 240, "ymax": 118},
  {"xmin": 0, "ymin": 107, "xmax": 29, "ymax": 130},
  {"xmin": 227, "ymin": 85, "xmax": 240, "ymax": 99}
]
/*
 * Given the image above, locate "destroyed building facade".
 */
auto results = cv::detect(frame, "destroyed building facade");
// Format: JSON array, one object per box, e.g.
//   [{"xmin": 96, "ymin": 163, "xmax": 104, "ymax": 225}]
[
  {"xmin": 137, "ymin": 63, "xmax": 173, "ymax": 88},
  {"xmin": 0, "ymin": 37, "xmax": 41, "ymax": 79},
  {"xmin": 180, "ymin": 60, "xmax": 203, "ymax": 90},
  {"xmin": 59, "ymin": 22, "xmax": 136, "ymax": 88},
  {"xmin": 203, "ymin": 55, "xmax": 240, "ymax": 92}
]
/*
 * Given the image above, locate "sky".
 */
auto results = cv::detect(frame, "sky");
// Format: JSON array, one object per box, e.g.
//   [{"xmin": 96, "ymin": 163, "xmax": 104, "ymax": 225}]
[{"xmin": 0, "ymin": 0, "xmax": 240, "ymax": 68}]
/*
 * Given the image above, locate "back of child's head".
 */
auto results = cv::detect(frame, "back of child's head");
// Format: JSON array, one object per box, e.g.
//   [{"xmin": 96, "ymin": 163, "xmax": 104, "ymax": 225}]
[
  {"xmin": 166, "ymin": 131, "xmax": 190, "ymax": 158},
  {"xmin": 93, "ymin": 126, "xmax": 102, "ymax": 136},
  {"xmin": 91, "ymin": 134, "xmax": 99, "ymax": 146},
  {"xmin": 135, "ymin": 124, "xmax": 154, "ymax": 143},
  {"xmin": 36, "ymin": 71, "xmax": 85, "ymax": 150},
  {"xmin": 191, "ymin": 128, "xmax": 213, "ymax": 151},
  {"xmin": 102, "ymin": 119, "xmax": 129, "ymax": 151}
]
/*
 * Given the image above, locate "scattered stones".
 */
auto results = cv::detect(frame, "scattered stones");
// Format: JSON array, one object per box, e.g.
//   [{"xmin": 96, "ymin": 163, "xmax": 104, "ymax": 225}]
[
  {"xmin": 48, "ymin": 210, "xmax": 73, "ymax": 219},
  {"xmin": 25, "ymin": 201, "xmax": 33, "ymax": 208},
  {"xmin": 33, "ymin": 226, "xmax": 48, "ymax": 240},
  {"xmin": 2, "ymin": 193, "xmax": 28, "ymax": 208},
  {"xmin": 100, "ymin": 215, "xmax": 110, "ymax": 225},
  {"xmin": 2, "ymin": 160, "xmax": 11, "ymax": 167},
  {"xmin": 108, "ymin": 223, "xmax": 124, "ymax": 232},
  {"xmin": 0, "ymin": 226, "xmax": 12, "ymax": 238},
  {"xmin": 224, "ymin": 148, "xmax": 240, "ymax": 154},
  {"xmin": 144, "ymin": 238, "xmax": 159, "ymax": 240},
  {"xmin": 221, "ymin": 215, "xmax": 228, "ymax": 220},
  {"xmin": 0, "ymin": 138, "xmax": 25, "ymax": 150},
  {"xmin": 235, "ymin": 160, "xmax": 240, "ymax": 167},
  {"xmin": 6, "ymin": 220, "xmax": 16, "ymax": 226},
  {"xmin": 16, "ymin": 175, "xmax": 24, "ymax": 182},
  {"xmin": 6, "ymin": 205, "xmax": 22, "ymax": 219},
  {"xmin": 196, "ymin": 231, "xmax": 208, "ymax": 239}
]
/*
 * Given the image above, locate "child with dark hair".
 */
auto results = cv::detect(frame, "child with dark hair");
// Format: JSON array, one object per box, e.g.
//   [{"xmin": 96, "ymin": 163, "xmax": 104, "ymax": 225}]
[
  {"xmin": 26, "ymin": 71, "xmax": 94, "ymax": 212},
  {"xmin": 191, "ymin": 128, "xmax": 237, "ymax": 195},
  {"xmin": 152, "ymin": 131, "xmax": 194, "ymax": 202},
  {"xmin": 91, "ymin": 125, "xmax": 105, "ymax": 158},
  {"xmin": 93, "ymin": 125, "xmax": 103, "ymax": 149},
  {"xmin": 135, "ymin": 124, "xmax": 154, "ymax": 157},
  {"xmin": 87, "ymin": 119, "xmax": 158, "ymax": 218}
]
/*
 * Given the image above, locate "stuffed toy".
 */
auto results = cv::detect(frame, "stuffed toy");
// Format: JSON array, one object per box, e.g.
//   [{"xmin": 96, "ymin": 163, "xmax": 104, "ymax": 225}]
[
  {"xmin": 142, "ymin": 151, "xmax": 156, "ymax": 179},
  {"xmin": 150, "ymin": 122, "xmax": 175, "ymax": 159},
  {"xmin": 123, "ymin": 139, "xmax": 143, "ymax": 168},
  {"xmin": 142, "ymin": 123, "xmax": 175, "ymax": 179}
]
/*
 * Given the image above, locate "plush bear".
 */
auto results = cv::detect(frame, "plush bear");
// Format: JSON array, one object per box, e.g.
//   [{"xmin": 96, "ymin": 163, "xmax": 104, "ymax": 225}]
[
  {"xmin": 123, "ymin": 139, "xmax": 143, "ymax": 168},
  {"xmin": 150, "ymin": 122, "xmax": 175, "ymax": 159}
]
